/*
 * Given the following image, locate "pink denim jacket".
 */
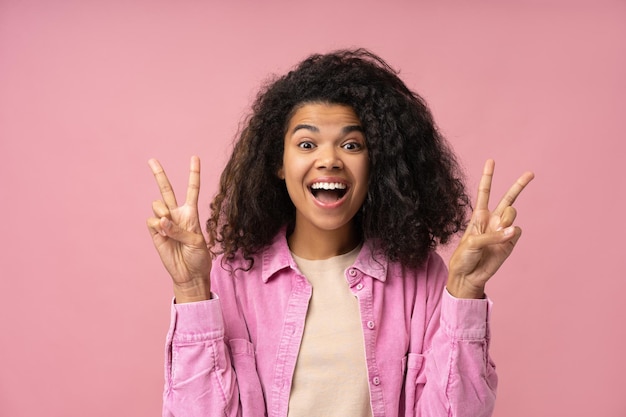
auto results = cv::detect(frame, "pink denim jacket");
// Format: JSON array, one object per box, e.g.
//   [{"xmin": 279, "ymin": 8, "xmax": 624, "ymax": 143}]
[{"xmin": 163, "ymin": 230, "xmax": 497, "ymax": 417}]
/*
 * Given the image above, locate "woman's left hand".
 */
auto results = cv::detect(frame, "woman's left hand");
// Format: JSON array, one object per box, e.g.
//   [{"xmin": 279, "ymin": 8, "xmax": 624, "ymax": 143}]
[{"xmin": 447, "ymin": 159, "xmax": 535, "ymax": 299}]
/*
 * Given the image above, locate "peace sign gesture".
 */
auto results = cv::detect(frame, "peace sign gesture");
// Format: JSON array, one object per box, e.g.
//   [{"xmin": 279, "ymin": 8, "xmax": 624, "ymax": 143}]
[
  {"xmin": 447, "ymin": 159, "xmax": 535, "ymax": 299},
  {"xmin": 146, "ymin": 156, "xmax": 212, "ymax": 303}
]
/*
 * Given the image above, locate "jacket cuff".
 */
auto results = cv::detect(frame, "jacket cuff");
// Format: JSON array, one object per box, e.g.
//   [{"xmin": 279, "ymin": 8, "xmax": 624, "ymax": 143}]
[
  {"xmin": 440, "ymin": 288, "xmax": 492, "ymax": 340},
  {"xmin": 170, "ymin": 294, "xmax": 224, "ymax": 342}
]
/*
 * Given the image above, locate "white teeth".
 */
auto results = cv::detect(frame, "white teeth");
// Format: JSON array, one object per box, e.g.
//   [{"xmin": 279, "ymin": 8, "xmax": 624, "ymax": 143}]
[{"xmin": 310, "ymin": 182, "xmax": 347, "ymax": 190}]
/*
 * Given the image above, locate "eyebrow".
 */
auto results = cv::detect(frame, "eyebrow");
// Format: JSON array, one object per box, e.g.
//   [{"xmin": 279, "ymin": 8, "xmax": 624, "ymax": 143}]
[{"xmin": 290, "ymin": 124, "xmax": 363, "ymax": 135}]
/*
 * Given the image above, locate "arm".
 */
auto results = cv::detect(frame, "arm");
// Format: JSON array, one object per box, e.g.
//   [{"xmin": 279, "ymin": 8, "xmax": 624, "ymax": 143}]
[
  {"xmin": 416, "ymin": 289, "xmax": 497, "ymax": 417},
  {"xmin": 406, "ymin": 255, "xmax": 496, "ymax": 417},
  {"xmin": 413, "ymin": 160, "xmax": 533, "ymax": 416},
  {"xmin": 163, "ymin": 298, "xmax": 242, "ymax": 417},
  {"xmin": 147, "ymin": 157, "xmax": 243, "ymax": 416}
]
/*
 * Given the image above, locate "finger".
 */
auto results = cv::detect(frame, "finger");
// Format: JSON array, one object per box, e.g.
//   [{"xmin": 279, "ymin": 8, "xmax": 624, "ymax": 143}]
[
  {"xmin": 185, "ymin": 156, "xmax": 201, "ymax": 207},
  {"xmin": 464, "ymin": 209, "xmax": 489, "ymax": 237},
  {"xmin": 152, "ymin": 200, "xmax": 170, "ymax": 218},
  {"xmin": 465, "ymin": 225, "xmax": 519, "ymax": 249},
  {"xmin": 493, "ymin": 171, "xmax": 535, "ymax": 215},
  {"xmin": 159, "ymin": 217, "xmax": 206, "ymax": 247},
  {"xmin": 497, "ymin": 206, "xmax": 517, "ymax": 229},
  {"xmin": 508, "ymin": 226, "xmax": 523, "ymax": 246},
  {"xmin": 475, "ymin": 159, "xmax": 495, "ymax": 211},
  {"xmin": 148, "ymin": 158, "xmax": 178, "ymax": 210},
  {"xmin": 147, "ymin": 216, "xmax": 166, "ymax": 237}
]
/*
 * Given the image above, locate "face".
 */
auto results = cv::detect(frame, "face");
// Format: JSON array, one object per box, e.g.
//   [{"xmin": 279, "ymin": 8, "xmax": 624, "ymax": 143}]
[{"xmin": 279, "ymin": 103, "xmax": 369, "ymax": 239}]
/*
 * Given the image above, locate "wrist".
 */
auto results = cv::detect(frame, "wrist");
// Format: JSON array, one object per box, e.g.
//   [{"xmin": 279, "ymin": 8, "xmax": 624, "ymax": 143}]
[
  {"xmin": 446, "ymin": 276, "xmax": 485, "ymax": 299},
  {"xmin": 173, "ymin": 280, "xmax": 211, "ymax": 303}
]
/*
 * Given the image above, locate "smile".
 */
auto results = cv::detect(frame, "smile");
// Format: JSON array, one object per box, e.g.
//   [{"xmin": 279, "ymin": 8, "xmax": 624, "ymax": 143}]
[{"xmin": 309, "ymin": 181, "xmax": 348, "ymax": 203}]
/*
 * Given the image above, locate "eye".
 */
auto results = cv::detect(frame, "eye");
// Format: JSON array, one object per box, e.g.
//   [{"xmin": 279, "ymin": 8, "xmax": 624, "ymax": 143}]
[
  {"xmin": 342, "ymin": 141, "xmax": 364, "ymax": 151},
  {"xmin": 298, "ymin": 141, "xmax": 315, "ymax": 150}
]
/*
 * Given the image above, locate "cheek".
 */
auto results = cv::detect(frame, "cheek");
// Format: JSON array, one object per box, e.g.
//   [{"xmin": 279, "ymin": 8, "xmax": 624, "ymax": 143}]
[
  {"xmin": 283, "ymin": 156, "xmax": 309, "ymax": 179},
  {"xmin": 356, "ymin": 158, "xmax": 370, "ymax": 184},
  {"xmin": 282, "ymin": 163, "xmax": 308, "ymax": 194},
  {"xmin": 355, "ymin": 162, "xmax": 370, "ymax": 203}
]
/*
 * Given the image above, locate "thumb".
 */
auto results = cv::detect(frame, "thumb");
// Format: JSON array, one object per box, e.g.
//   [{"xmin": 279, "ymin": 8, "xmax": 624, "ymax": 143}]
[
  {"xmin": 466, "ymin": 226, "xmax": 519, "ymax": 250},
  {"xmin": 159, "ymin": 217, "xmax": 206, "ymax": 247}
]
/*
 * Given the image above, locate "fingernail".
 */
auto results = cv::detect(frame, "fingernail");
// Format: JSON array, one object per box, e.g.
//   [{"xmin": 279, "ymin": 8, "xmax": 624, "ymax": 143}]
[
  {"xmin": 503, "ymin": 226, "xmax": 514, "ymax": 236},
  {"xmin": 160, "ymin": 218, "xmax": 171, "ymax": 236}
]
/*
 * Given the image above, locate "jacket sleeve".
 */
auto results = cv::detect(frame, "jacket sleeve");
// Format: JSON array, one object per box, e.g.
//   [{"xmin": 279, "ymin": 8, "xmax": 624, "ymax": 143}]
[
  {"xmin": 162, "ymin": 297, "xmax": 242, "ymax": 417},
  {"xmin": 409, "ymin": 255, "xmax": 498, "ymax": 417}
]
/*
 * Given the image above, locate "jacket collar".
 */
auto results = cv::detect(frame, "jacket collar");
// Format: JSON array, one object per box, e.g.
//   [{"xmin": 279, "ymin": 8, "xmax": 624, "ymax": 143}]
[{"xmin": 261, "ymin": 226, "xmax": 388, "ymax": 283}]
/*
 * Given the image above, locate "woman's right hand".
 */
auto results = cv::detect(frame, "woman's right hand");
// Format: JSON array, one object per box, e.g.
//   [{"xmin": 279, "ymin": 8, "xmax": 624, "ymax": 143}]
[{"xmin": 147, "ymin": 156, "xmax": 212, "ymax": 303}]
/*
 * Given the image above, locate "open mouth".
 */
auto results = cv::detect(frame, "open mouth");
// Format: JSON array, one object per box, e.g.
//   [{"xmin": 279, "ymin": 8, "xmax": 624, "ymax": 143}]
[{"xmin": 309, "ymin": 182, "xmax": 348, "ymax": 203}]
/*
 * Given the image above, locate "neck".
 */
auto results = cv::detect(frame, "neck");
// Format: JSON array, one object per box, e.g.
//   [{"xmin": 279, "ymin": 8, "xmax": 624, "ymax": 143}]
[{"xmin": 288, "ymin": 222, "xmax": 361, "ymax": 260}]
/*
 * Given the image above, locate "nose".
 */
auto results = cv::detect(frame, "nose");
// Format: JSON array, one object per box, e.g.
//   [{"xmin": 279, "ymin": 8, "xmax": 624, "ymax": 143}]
[{"xmin": 316, "ymin": 145, "xmax": 343, "ymax": 170}]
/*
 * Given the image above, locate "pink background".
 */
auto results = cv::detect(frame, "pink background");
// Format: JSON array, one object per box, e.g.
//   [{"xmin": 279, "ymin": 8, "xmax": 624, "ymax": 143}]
[{"xmin": 1, "ymin": 1, "xmax": 624, "ymax": 416}]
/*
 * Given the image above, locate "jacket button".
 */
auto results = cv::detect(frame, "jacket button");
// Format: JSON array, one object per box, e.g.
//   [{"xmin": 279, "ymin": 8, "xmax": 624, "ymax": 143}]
[
  {"xmin": 367, "ymin": 320, "xmax": 375, "ymax": 329},
  {"xmin": 348, "ymin": 269, "xmax": 357, "ymax": 277},
  {"xmin": 372, "ymin": 377, "xmax": 380, "ymax": 386},
  {"xmin": 356, "ymin": 283, "xmax": 364, "ymax": 290}
]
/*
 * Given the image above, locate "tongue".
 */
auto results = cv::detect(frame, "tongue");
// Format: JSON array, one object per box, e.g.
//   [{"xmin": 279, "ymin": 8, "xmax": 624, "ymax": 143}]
[{"xmin": 315, "ymin": 190, "xmax": 340, "ymax": 203}]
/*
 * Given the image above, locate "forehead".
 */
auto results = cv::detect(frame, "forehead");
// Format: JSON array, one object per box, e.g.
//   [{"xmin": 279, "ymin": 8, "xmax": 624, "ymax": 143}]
[{"xmin": 286, "ymin": 103, "xmax": 361, "ymax": 130}]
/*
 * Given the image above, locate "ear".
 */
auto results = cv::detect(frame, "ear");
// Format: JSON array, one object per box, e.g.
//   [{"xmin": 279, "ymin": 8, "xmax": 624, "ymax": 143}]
[{"xmin": 277, "ymin": 166, "xmax": 285, "ymax": 180}]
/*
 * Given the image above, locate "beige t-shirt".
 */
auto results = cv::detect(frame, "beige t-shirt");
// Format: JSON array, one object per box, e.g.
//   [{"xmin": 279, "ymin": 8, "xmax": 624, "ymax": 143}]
[{"xmin": 288, "ymin": 247, "xmax": 373, "ymax": 417}]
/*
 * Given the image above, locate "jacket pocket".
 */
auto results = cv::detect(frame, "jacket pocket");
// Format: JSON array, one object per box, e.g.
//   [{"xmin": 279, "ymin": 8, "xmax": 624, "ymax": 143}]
[{"xmin": 403, "ymin": 353, "xmax": 427, "ymax": 412}]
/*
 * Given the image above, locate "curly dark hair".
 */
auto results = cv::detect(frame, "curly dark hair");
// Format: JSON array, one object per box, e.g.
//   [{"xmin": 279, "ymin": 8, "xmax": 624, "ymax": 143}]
[{"xmin": 207, "ymin": 48, "xmax": 470, "ymax": 269}]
